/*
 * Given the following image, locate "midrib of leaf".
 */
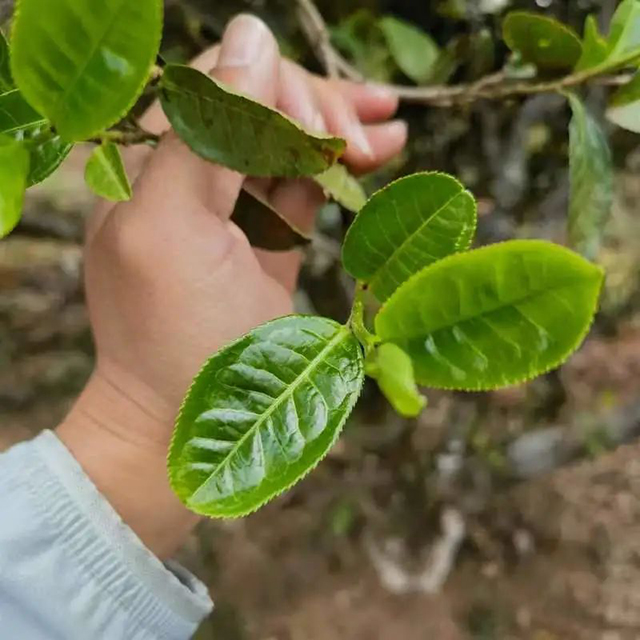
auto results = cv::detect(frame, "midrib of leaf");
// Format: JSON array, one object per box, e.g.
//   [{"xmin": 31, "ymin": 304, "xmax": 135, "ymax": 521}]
[
  {"xmin": 382, "ymin": 274, "xmax": 596, "ymax": 340},
  {"xmin": 190, "ymin": 326, "xmax": 352, "ymax": 501},
  {"xmin": 368, "ymin": 190, "xmax": 467, "ymax": 286},
  {"xmin": 96, "ymin": 147, "xmax": 127, "ymax": 197},
  {"xmin": 50, "ymin": 0, "xmax": 130, "ymax": 120}
]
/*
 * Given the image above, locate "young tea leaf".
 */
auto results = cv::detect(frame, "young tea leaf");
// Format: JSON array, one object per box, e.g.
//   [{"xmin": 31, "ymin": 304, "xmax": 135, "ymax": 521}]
[
  {"xmin": 606, "ymin": 0, "xmax": 640, "ymax": 63},
  {"xmin": 502, "ymin": 12, "xmax": 583, "ymax": 71},
  {"xmin": 0, "ymin": 31, "xmax": 13, "ymax": 92},
  {"xmin": 575, "ymin": 15, "xmax": 609, "ymax": 72},
  {"xmin": 168, "ymin": 316, "xmax": 364, "ymax": 517},
  {"xmin": 375, "ymin": 240, "xmax": 603, "ymax": 391},
  {"xmin": 342, "ymin": 172, "xmax": 477, "ymax": 303},
  {"xmin": 232, "ymin": 188, "xmax": 310, "ymax": 251},
  {"xmin": 366, "ymin": 343, "xmax": 427, "ymax": 418},
  {"xmin": 379, "ymin": 16, "xmax": 440, "ymax": 85},
  {"xmin": 0, "ymin": 134, "xmax": 29, "ymax": 237},
  {"xmin": 85, "ymin": 142, "xmax": 132, "ymax": 202},
  {"xmin": 567, "ymin": 93, "xmax": 613, "ymax": 259},
  {"xmin": 0, "ymin": 88, "xmax": 45, "ymax": 134},
  {"xmin": 11, "ymin": 0, "xmax": 163, "ymax": 141},
  {"xmin": 160, "ymin": 65, "xmax": 346, "ymax": 178},
  {"xmin": 315, "ymin": 164, "xmax": 367, "ymax": 213},
  {"xmin": 607, "ymin": 72, "xmax": 640, "ymax": 132}
]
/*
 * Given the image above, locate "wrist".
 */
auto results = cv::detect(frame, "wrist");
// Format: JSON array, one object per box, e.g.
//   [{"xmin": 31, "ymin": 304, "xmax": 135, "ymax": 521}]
[{"xmin": 56, "ymin": 365, "xmax": 201, "ymax": 559}]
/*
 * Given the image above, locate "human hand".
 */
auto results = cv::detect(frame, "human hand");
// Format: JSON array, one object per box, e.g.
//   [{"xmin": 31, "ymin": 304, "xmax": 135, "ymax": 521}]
[{"xmin": 57, "ymin": 14, "xmax": 406, "ymax": 557}]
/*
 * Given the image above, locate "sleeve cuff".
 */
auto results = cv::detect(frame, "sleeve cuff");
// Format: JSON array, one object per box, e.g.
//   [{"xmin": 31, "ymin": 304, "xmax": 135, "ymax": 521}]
[{"xmin": 19, "ymin": 430, "xmax": 213, "ymax": 638}]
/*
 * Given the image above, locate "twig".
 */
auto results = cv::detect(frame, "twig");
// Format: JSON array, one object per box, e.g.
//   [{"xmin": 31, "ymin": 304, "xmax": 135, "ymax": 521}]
[
  {"xmin": 295, "ymin": 0, "xmax": 636, "ymax": 107},
  {"xmin": 92, "ymin": 128, "xmax": 160, "ymax": 147}
]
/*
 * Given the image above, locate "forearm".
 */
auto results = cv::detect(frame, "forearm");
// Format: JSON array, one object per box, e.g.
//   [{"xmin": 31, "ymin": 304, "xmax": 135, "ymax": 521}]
[{"xmin": 56, "ymin": 364, "xmax": 201, "ymax": 560}]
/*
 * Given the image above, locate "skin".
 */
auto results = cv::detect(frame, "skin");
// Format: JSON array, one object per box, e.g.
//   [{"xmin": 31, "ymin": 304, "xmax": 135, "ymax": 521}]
[{"xmin": 56, "ymin": 14, "xmax": 407, "ymax": 560}]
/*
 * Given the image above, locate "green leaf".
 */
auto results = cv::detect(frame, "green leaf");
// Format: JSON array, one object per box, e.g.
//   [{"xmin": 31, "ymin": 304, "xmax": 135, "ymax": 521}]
[
  {"xmin": 0, "ymin": 31, "xmax": 13, "ymax": 92},
  {"xmin": 10, "ymin": 0, "xmax": 163, "ymax": 141},
  {"xmin": 375, "ymin": 240, "xmax": 603, "ymax": 391},
  {"xmin": 0, "ymin": 134, "xmax": 29, "ymax": 237},
  {"xmin": 0, "ymin": 90, "xmax": 71, "ymax": 185},
  {"xmin": 0, "ymin": 88, "xmax": 45, "ymax": 134},
  {"xmin": 607, "ymin": 72, "xmax": 640, "ymax": 132},
  {"xmin": 366, "ymin": 343, "xmax": 427, "ymax": 418},
  {"xmin": 575, "ymin": 15, "xmax": 609, "ymax": 72},
  {"xmin": 567, "ymin": 93, "xmax": 613, "ymax": 259},
  {"xmin": 379, "ymin": 16, "xmax": 440, "ymax": 85},
  {"xmin": 331, "ymin": 10, "xmax": 396, "ymax": 82},
  {"xmin": 168, "ymin": 316, "xmax": 364, "ymax": 517},
  {"xmin": 232, "ymin": 188, "xmax": 310, "ymax": 252},
  {"xmin": 85, "ymin": 142, "xmax": 132, "ymax": 202},
  {"xmin": 342, "ymin": 172, "xmax": 477, "ymax": 303},
  {"xmin": 315, "ymin": 164, "xmax": 366, "ymax": 213},
  {"xmin": 606, "ymin": 0, "xmax": 640, "ymax": 63},
  {"xmin": 159, "ymin": 65, "xmax": 346, "ymax": 178},
  {"xmin": 502, "ymin": 12, "xmax": 583, "ymax": 71}
]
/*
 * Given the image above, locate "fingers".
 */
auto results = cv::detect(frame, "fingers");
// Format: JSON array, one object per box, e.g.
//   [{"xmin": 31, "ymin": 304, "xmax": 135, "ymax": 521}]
[
  {"xmin": 137, "ymin": 15, "xmax": 280, "ymax": 222},
  {"xmin": 355, "ymin": 120, "xmax": 408, "ymax": 175},
  {"xmin": 333, "ymin": 79, "xmax": 399, "ymax": 124}
]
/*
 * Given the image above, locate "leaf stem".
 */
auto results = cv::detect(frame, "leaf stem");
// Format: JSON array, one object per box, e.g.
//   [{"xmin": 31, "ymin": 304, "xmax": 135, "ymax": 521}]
[
  {"xmin": 348, "ymin": 283, "xmax": 380, "ymax": 356},
  {"xmin": 92, "ymin": 128, "xmax": 161, "ymax": 147}
]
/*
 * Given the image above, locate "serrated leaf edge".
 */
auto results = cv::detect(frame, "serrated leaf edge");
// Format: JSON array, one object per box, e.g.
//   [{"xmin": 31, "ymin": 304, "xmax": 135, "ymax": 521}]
[{"xmin": 167, "ymin": 315, "xmax": 365, "ymax": 519}]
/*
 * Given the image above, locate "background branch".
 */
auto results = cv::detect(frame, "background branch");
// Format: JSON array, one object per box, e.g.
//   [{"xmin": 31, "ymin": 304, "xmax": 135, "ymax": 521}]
[{"xmin": 295, "ymin": 0, "xmax": 635, "ymax": 107}]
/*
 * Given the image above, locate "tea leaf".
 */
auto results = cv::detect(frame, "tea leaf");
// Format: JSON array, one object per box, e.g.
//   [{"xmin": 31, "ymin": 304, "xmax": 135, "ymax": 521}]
[
  {"xmin": 315, "ymin": 164, "xmax": 366, "ymax": 213},
  {"xmin": 232, "ymin": 188, "xmax": 310, "ymax": 251},
  {"xmin": 85, "ymin": 142, "xmax": 132, "ymax": 202},
  {"xmin": 342, "ymin": 172, "xmax": 477, "ymax": 302},
  {"xmin": 379, "ymin": 16, "xmax": 440, "ymax": 84},
  {"xmin": 169, "ymin": 316, "xmax": 364, "ymax": 517},
  {"xmin": 575, "ymin": 15, "xmax": 609, "ymax": 72},
  {"xmin": 568, "ymin": 93, "xmax": 613, "ymax": 259},
  {"xmin": 0, "ymin": 134, "xmax": 29, "ymax": 237},
  {"xmin": 160, "ymin": 65, "xmax": 346, "ymax": 178},
  {"xmin": 11, "ymin": 0, "xmax": 163, "ymax": 141},
  {"xmin": 606, "ymin": 0, "xmax": 640, "ymax": 63},
  {"xmin": 607, "ymin": 72, "xmax": 640, "ymax": 133},
  {"xmin": 375, "ymin": 240, "xmax": 603, "ymax": 391},
  {"xmin": 366, "ymin": 343, "xmax": 427, "ymax": 418},
  {"xmin": 503, "ymin": 12, "xmax": 583, "ymax": 71}
]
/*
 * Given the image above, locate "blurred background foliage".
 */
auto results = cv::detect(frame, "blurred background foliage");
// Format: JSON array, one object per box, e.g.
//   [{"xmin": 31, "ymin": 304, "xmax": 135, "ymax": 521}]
[{"xmin": 4, "ymin": 0, "xmax": 640, "ymax": 638}]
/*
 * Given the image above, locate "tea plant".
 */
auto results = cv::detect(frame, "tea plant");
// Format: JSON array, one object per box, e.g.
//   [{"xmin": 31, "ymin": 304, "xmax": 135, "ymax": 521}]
[{"xmin": 4, "ymin": 0, "xmax": 640, "ymax": 517}]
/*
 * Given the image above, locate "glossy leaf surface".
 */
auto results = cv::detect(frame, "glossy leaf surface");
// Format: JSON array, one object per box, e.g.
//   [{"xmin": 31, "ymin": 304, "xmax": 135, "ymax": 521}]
[
  {"xmin": 0, "ymin": 89, "xmax": 44, "ymax": 134},
  {"xmin": 85, "ymin": 142, "xmax": 132, "ymax": 202},
  {"xmin": 169, "ymin": 316, "xmax": 364, "ymax": 517},
  {"xmin": 503, "ymin": 12, "xmax": 582, "ymax": 70},
  {"xmin": 232, "ymin": 188, "xmax": 310, "ymax": 251},
  {"xmin": 607, "ymin": 72, "xmax": 640, "ymax": 133},
  {"xmin": 0, "ymin": 31, "xmax": 13, "ymax": 92},
  {"xmin": 0, "ymin": 134, "xmax": 29, "ymax": 237},
  {"xmin": 375, "ymin": 240, "xmax": 603, "ymax": 391},
  {"xmin": 379, "ymin": 16, "xmax": 440, "ymax": 84},
  {"xmin": 606, "ymin": 0, "xmax": 640, "ymax": 63},
  {"xmin": 575, "ymin": 15, "xmax": 609, "ymax": 71},
  {"xmin": 11, "ymin": 0, "xmax": 163, "ymax": 141},
  {"xmin": 342, "ymin": 172, "xmax": 477, "ymax": 302},
  {"xmin": 366, "ymin": 343, "xmax": 426, "ymax": 418},
  {"xmin": 160, "ymin": 65, "xmax": 346, "ymax": 178},
  {"xmin": 568, "ymin": 94, "xmax": 613, "ymax": 259},
  {"xmin": 315, "ymin": 164, "xmax": 367, "ymax": 213}
]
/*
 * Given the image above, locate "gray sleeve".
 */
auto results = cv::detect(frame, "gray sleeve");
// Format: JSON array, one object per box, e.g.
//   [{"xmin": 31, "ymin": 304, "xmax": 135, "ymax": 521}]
[{"xmin": 0, "ymin": 430, "xmax": 213, "ymax": 640}]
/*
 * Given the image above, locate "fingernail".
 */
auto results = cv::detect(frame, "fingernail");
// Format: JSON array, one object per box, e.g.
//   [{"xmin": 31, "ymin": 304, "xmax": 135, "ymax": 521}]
[
  {"xmin": 217, "ymin": 14, "xmax": 271, "ymax": 68},
  {"xmin": 366, "ymin": 84, "xmax": 398, "ymax": 101},
  {"xmin": 311, "ymin": 111, "xmax": 327, "ymax": 134},
  {"xmin": 349, "ymin": 119, "xmax": 374, "ymax": 158},
  {"xmin": 387, "ymin": 119, "xmax": 408, "ymax": 140}
]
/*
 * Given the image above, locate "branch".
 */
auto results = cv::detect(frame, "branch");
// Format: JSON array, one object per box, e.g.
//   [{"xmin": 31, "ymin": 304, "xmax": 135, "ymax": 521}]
[
  {"xmin": 295, "ymin": 0, "xmax": 636, "ymax": 107},
  {"xmin": 92, "ymin": 128, "xmax": 160, "ymax": 147}
]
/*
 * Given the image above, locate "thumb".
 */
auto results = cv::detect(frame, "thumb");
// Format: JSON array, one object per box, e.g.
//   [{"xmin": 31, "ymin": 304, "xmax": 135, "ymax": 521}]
[{"xmin": 137, "ymin": 15, "xmax": 280, "ymax": 220}]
